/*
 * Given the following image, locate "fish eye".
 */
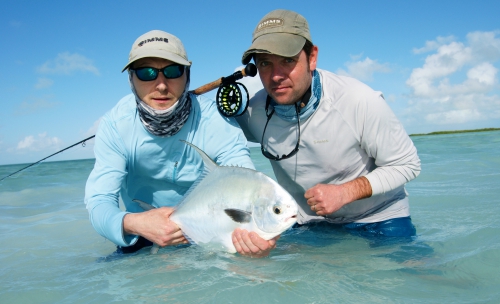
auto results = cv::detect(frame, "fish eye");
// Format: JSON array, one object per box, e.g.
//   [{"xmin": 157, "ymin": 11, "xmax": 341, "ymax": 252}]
[{"xmin": 273, "ymin": 206, "xmax": 282, "ymax": 214}]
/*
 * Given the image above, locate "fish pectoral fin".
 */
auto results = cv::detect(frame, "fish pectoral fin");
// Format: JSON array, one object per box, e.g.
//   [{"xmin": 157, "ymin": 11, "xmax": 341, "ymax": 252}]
[
  {"xmin": 132, "ymin": 199, "xmax": 156, "ymax": 211},
  {"xmin": 224, "ymin": 209, "xmax": 252, "ymax": 224}
]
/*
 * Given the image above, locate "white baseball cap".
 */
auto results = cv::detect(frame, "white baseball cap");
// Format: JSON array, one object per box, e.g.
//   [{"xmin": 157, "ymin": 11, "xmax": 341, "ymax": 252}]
[{"xmin": 122, "ymin": 30, "xmax": 191, "ymax": 72}]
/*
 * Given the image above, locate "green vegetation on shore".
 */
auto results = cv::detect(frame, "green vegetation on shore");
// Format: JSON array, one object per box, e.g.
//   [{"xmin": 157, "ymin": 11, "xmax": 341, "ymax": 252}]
[{"xmin": 410, "ymin": 128, "xmax": 500, "ymax": 137}]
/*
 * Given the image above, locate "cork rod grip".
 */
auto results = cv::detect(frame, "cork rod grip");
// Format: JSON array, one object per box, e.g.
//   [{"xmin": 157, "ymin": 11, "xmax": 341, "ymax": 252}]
[
  {"xmin": 192, "ymin": 78, "xmax": 223, "ymax": 95},
  {"xmin": 191, "ymin": 64, "xmax": 256, "ymax": 95}
]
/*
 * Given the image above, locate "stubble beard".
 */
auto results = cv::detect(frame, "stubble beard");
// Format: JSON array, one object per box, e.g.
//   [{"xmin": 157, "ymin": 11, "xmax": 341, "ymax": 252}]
[{"xmin": 268, "ymin": 67, "xmax": 313, "ymax": 105}]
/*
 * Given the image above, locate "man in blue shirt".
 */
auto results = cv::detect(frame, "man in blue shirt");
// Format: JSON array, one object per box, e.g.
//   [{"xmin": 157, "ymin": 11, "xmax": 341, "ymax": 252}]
[{"xmin": 85, "ymin": 30, "xmax": 254, "ymax": 253}]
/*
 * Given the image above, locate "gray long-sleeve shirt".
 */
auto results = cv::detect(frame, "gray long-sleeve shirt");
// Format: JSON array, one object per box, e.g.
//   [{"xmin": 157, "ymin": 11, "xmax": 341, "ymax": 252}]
[{"xmin": 237, "ymin": 69, "xmax": 421, "ymax": 224}]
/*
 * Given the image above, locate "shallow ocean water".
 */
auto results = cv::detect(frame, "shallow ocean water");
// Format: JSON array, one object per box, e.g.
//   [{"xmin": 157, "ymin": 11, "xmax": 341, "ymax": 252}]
[{"xmin": 1, "ymin": 131, "xmax": 499, "ymax": 303}]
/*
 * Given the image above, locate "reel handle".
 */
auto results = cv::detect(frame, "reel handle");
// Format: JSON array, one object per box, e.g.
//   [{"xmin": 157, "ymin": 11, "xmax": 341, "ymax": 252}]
[
  {"xmin": 191, "ymin": 63, "xmax": 256, "ymax": 95},
  {"xmin": 244, "ymin": 63, "xmax": 257, "ymax": 77}
]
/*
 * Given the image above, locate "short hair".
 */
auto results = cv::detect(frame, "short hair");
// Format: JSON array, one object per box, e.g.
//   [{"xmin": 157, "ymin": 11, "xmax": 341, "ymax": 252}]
[{"xmin": 303, "ymin": 40, "xmax": 314, "ymax": 58}]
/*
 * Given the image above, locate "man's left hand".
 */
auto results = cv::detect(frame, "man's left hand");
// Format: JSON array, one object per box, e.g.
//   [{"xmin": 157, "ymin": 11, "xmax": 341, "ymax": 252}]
[
  {"xmin": 305, "ymin": 184, "xmax": 347, "ymax": 216},
  {"xmin": 305, "ymin": 177, "xmax": 372, "ymax": 216}
]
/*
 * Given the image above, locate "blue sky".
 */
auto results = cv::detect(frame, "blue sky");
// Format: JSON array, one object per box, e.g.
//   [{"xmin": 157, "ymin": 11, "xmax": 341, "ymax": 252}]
[{"xmin": 1, "ymin": 0, "xmax": 499, "ymax": 166}]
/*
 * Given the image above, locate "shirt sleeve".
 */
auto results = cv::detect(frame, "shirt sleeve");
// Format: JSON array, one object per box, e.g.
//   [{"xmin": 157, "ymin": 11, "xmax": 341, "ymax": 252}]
[
  {"xmin": 84, "ymin": 116, "xmax": 138, "ymax": 247},
  {"xmin": 358, "ymin": 94, "xmax": 421, "ymax": 196},
  {"xmin": 235, "ymin": 89, "xmax": 266, "ymax": 144},
  {"xmin": 200, "ymin": 97, "xmax": 256, "ymax": 170},
  {"xmin": 215, "ymin": 120, "xmax": 256, "ymax": 170}
]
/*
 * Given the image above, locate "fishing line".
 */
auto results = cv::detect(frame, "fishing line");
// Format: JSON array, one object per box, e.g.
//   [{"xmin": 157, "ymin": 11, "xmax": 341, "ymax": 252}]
[
  {"xmin": 1, "ymin": 64, "xmax": 257, "ymax": 181},
  {"xmin": 0, "ymin": 135, "xmax": 95, "ymax": 182}
]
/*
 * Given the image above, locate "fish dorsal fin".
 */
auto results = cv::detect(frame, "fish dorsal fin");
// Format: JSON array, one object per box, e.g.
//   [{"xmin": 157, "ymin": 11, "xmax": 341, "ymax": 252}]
[
  {"xmin": 133, "ymin": 199, "xmax": 156, "ymax": 210},
  {"xmin": 173, "ymin": 140, "xmax": 219, "ymax": 212},
  {"xmin": 224, "ymin": 209, "xmax": 252, "ymax": 223},
  {"xmin": 181, "ymin": 140, "xmax": 217, "ymax": 173}
]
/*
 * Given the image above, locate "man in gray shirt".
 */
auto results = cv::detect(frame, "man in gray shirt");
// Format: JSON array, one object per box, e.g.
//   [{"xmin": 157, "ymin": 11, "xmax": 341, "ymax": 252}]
[{"xmin": 232, "ymin": 9, "xmax": 421, "ymax": 257}]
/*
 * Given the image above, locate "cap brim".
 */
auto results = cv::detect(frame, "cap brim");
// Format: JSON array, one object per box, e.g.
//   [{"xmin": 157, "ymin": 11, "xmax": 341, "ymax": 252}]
[
  {"xmin": 242, "ymin": 33, "xmax": 306, "ymax": 64},
  {"xmin": 122, "ymin": 49, "xmax": 191, "ymax": 72}
]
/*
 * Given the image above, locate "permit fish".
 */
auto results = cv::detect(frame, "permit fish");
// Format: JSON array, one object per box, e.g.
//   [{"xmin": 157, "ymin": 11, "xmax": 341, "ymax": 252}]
[{"xmin": 135, "ymin": 140, "xmax": 298, "ymax": 254}]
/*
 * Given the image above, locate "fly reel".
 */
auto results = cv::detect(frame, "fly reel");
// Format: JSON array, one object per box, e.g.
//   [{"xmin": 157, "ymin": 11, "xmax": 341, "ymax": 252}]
[
  {"xmin": 214, "ymin": 63, "xmax": 256, "ymax": 117},
  {"xmin": 215, "ymin": 82, "xmax": 249, "ymax": 117}
]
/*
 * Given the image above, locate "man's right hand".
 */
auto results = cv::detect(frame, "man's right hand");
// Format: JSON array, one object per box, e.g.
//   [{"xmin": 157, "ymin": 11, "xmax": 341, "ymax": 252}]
[
  {"xmin": 123, "ymin": 207, "xmax": 188, "ymax": 247},
  {"xmin": 232, "ymin": 228, "xmax": 279, "ymax": 258}
]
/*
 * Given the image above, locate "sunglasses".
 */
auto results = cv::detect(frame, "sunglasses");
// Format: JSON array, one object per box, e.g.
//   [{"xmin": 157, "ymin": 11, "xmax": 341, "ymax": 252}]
[
  {"xmin": 261, "ymin": 102, "xmax": 301, "ymax": 161},
  {"xmin": 131, "ymin": 64, "xmax": 185, "ymax": 81}
]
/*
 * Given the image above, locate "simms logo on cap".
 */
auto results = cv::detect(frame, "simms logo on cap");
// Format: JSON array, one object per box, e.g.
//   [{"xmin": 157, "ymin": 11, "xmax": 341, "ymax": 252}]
[
  {"xmin": 137, "ymin": 37, "xmax": 169, "ymax": 47},
  {"xmin": 256, "ymin": 18, "xmax": 284, "ymax": 32}
]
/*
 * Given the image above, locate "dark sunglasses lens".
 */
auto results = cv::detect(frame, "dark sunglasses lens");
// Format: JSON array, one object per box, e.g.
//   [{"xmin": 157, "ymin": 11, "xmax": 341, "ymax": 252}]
[
  {"xmin": 135, "ymin": 68, "xmax": 158, "ymax": 81},
  {"xmin": 285, "ymin": 148, "xmax": 298, "ymax": 159},
  {"xmin": 163, "ymin": 65, "xmax": 184, "ymax": 79},
  {"xmin": 261, "ymin": 148, "xmax": 278, "ymax": 160},
  {"xmin": 261, "ymin": 148, "xmax": 298, "ymax": 161}
]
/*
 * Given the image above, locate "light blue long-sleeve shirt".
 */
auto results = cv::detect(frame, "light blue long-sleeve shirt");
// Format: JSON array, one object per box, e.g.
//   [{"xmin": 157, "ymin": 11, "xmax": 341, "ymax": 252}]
[{"xmin": 84, "ymin": 93, "xmax": 255, "ymax": 247}]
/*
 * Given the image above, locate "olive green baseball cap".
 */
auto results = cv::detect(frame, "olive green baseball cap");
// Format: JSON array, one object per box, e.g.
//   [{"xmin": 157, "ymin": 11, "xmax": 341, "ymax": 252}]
[
  {"xmin": 241, "ymin": 9, "xmax": 312, "ymax": 64},
  {"xmin": 122, "ymin": 30, "xmax": 191, "ymax": 72}
]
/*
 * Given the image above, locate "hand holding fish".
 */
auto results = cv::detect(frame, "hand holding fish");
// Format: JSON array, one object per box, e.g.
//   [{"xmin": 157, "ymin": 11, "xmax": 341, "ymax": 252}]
[
  {"xmin": 232, "ymin": 228, "xmax": 279, "ymax": 258},
  {"xmin": 133, "ymin": 141, "xmax": 299, "ymax": 255},
  {"xmin": 123, "ymin": 207, "xmax": 188, "ymax": 247},
  {"xmin": 305, "ymin": 177, "xmax": 373, "ymax": 216}
]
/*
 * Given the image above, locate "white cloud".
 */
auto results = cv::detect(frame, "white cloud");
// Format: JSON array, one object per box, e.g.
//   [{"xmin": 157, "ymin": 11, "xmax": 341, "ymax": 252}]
[
  {"xmin": 16, "ymin": 96, "xmax": 58, "ymax": 115},
  {"xmin": 16, "ymin": 132, "xmax": 62, "ymax": 152},
  {"xmin": 37, "ymin": 52, "xmax": 99, "ymax": 75},
  {"xmin": 467, "ymin": 62, "xmax": 497, "ymax": 85},
  {"xmin": 348, "ymin": 53, "xmax": 364, "ymax": 61},
  {"xmin": 425, "ymin": 109, "xmax": 482, "ymax": 125},
  {"xmin": 406, "ymin": 41, "xmax": 473, "ymax": 97},
  {"xmin": 467, "ymin": 31, "xmax": 500, "ymax": 62},
  {"xmin": 34, "ymin": 78, "xmax": 54, "ymax": 89},
  {"xmin": 385, "ymin": 94, "xmax": 398, "ymax": 103},
  {"xmin": 84, "ymin": 118, "xmax": 101, "ymax": 137},
  {"xmin": 405, "ymin": 31, "xmax": 500, "ymax": 126},
  {"xmin": 412, "ymin": 35, "xmax": 456, "ymax": 54},
  {"xmin": 336, "ymin": 56, "xmax": 390, "ymax": 82}
]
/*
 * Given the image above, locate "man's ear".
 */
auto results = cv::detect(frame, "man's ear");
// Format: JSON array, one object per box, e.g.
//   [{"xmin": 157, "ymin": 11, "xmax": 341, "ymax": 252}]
[{"xmin": 309, "ymin": 45, "xmax": 319, "ymax": 71}]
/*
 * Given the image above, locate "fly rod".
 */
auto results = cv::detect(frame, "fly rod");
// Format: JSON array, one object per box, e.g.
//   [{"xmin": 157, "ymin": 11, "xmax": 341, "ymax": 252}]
[
  {"xmin": 190, "ymin": 63, "xmax": 256, "ymax": 95},
  {"xmin": 0, "ymin": 135, "xmax": 95, "ymax": 182},
  {"xmin": 0, "ymin": 64, "xmax": 257, "ymax": 182}
]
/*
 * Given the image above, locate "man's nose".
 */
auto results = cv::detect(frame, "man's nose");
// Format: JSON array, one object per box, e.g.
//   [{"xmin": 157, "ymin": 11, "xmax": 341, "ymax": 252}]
[
  {"xmin": 155, "ymin": 73, "xmax": 169, "ymax": 91},
  {"xmin": 271, "ymin": 65, "xmax": 286, "ymax": 82}
]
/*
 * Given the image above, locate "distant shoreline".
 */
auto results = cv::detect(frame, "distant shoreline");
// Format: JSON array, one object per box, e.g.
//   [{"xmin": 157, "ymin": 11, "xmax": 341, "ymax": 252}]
[
  {"xmin": 410, "ymin": 128, "xmax": 500, "ymax": 137},
  {"xmin": 1, "ymin": 128, "xmax": 500, "ymax": 168}
]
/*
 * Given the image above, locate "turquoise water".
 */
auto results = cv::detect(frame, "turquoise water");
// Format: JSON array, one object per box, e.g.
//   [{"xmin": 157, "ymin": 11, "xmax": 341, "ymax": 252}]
[{"xmin": 1, "ymin": 131, "xmax": 499, "ymax": 303}]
